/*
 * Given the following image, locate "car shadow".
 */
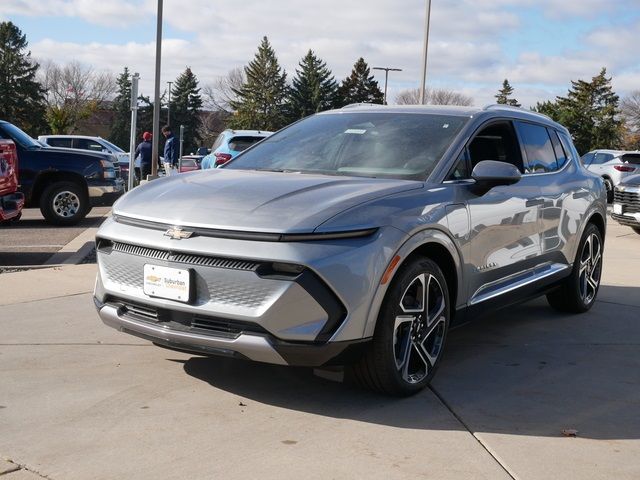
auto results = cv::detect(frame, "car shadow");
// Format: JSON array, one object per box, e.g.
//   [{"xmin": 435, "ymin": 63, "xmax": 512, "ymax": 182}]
[{"xmin": 182, "ymin": 285, "xmax": 640, "ymax": 440}]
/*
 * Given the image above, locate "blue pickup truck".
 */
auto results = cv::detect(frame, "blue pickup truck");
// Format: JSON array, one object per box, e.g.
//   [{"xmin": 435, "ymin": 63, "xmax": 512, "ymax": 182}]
[{"xmin": 0, "ymin": 121, "xmax": 124, "ymax": 225}]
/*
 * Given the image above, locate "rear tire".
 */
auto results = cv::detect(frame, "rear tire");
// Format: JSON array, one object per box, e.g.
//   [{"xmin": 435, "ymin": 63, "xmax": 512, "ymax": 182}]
[
  {"xmin": 39, "ymin": 181, "xmax": 90, "ymax": 226},
  {"xmin": 348, "ymin": 257, "xmax": 450, "ymax": 396},
  {"xmin": 547, "ymin": 223, "xmax": 603, "ymax": 313}
]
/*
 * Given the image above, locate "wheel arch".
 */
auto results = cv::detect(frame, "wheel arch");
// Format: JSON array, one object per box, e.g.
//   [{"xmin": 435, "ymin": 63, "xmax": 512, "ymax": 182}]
[
  {"xmin": 362, "ymin": 228, "xmax": 463, "ymax": 338},
  {"xmin": 30, "ymin": 171, "xmax": 88, "ymax": 206}
]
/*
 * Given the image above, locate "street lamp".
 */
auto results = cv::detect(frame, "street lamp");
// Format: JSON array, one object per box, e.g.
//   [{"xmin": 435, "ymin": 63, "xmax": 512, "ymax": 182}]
[
  {"xmin": 151, "ymin": 0, "xmax": 163, "ymax": 177},
  {"xmin": 373, "ymin": 67, "xmax": 403, "ymax": 105},
  {"xmin": 166, "ymin": 81, "xmax": 172, "ymax": 126},
  {"xmin": 419, "ymin": 0, "xmax": 432, "ymax": 105}
]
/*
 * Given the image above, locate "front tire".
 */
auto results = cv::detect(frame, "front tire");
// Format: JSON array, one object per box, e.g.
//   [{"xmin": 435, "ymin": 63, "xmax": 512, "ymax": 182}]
[
  {"xmin": 547, "ymin": 223, "xmax": 603, "ymax": 313},
  {"xmin": 603, "ymin": 178, "xmax": 613, "ymax": 203},
  {"xmin": 632, "ymin": 227, "xmax": 640, "ymax": 235},
  {"xmin": 39, "ymin": 181, "xmax": 90, "ymax": 226},
  {"xmin": 349, "ymin": 257, "xmax": 450, "ymax": 396}
]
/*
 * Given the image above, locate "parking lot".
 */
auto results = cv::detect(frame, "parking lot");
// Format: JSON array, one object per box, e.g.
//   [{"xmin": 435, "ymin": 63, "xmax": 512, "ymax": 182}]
[
  {"xmin": 0, "ymin": 217, "xmax": 639, "ymax": 479},
  {"xmin": 0, "ymin": 207, "xmax": 111, "ymax": 268}
]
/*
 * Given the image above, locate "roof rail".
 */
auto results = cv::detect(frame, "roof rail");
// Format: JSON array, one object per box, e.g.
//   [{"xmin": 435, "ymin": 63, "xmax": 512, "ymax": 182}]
[
  {"xmin": 482, "ymin": 104, "xmax": 552, "ymax": 121},
  {"xmin": 341, "ymin": 103, "xmax": 379, "ymax": 109}
]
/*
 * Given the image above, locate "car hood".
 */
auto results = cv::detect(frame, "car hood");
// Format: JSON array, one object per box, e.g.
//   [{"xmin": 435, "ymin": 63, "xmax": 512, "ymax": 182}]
[
  {"xmin": 113, "ymin": 169, "xmax": 423, "ymax": 233},
  {"xmin": 619, "ymin": 174, "xmax": 640, "ymax": 187}
]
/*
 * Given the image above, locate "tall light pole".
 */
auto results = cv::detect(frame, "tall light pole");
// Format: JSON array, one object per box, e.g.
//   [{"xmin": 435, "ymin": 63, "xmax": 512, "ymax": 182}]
[
  {"xmin": 166, "ymin": 81, "xmax": 172, "ymax": 126},
  {"xmin": 419, "ymin": 0, "xmax": 432, "ymax": 105},
  {"xmin": 151, "ymin": 0, "xmax": 163, "ymax": 177},
  {"xmin": 373, "ymin": 67, "xmax": 402, "ymax": 105}
]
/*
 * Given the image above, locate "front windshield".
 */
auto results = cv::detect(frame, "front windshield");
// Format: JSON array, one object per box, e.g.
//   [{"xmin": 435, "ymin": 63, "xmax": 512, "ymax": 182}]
[
  {"xmin": 225, "ymin": 112, "xmax": 469, "ymax": 179},
  {"xmin": 102, "ymin": 139, "xmax": 125, "ymax": 153},
  {"xmin": 1, "ymin": 123, "xmax": 41, "ymax": 149}
]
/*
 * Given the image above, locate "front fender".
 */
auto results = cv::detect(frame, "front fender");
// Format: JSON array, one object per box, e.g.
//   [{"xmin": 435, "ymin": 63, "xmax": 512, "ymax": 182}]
[{"xmin": 361, "ymin": 227, "xmax": 464, "ymax": 339}]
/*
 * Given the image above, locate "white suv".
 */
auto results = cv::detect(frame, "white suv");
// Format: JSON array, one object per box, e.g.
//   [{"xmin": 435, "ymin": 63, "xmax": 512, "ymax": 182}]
[
  {"xmin": 39, "ymin": 135, "xmax": 133, "ymax": 185},
  {"xmin": 581, "ymin": 149, "xmax": 640, "ymax": 202}
]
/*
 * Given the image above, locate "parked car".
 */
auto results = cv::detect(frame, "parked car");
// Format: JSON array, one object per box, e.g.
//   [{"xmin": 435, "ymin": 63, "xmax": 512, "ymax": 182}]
[
  {"xmin": 178, "ymin": 156, "xmax": 201, "ymax": 173},
  {"xmin": 0, "ymin": 121, "xmax": 124, "ymax": 225},
  {"xmin": 581, "ymin": 149, "xmax": 640, "ymax": 202},
  {"xmin": 94, "ymin": 105, "xmax": 606, "ymax": 395},
  {"xmin": 38, "ymin": 134, "xmax": 133, "ymax": 188},
  {"xmin": 0, "ymin": 139, "xmax": 24, "ymax": 224},
  {"xmin": 611, "ymin": 175, "xmax": 640, "ymax": 234},
  {"xmin": 207, "ymin": 129, "xmax": 272, "ymax": 167}
]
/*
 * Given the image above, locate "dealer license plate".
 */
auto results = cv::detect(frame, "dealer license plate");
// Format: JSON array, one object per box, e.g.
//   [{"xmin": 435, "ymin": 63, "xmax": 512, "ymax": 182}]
[
  {"xmin": 143, "ymin": 264, "xmax": 191, "ymax": 302},
  {"xmin": 613, "ymin": 203, "xmax": 623, "ymax": 215}
]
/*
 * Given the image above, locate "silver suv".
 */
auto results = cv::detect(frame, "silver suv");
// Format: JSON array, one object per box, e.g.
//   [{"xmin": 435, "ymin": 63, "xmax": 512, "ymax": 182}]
[
  {"xmin": 581, "ymin": 149, "xmax": 640, "ymax": 202},
  {"xmin": 94, "ymin": 105, "xmax": 606, "ymax": 395}
]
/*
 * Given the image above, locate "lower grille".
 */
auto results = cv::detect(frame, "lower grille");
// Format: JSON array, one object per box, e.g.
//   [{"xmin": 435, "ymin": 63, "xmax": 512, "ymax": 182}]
[
  {"xmin": 112, "ymin": 298, "xmax": 269, "ymax": 339},
  {"xmin": 614, "ymin": 190, "xmax": 640, "ymax": 213}
]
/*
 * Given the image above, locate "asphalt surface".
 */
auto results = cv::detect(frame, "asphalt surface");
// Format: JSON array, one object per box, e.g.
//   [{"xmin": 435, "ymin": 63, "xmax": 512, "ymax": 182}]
[
  {"xmin": 0, "ymin": 207, "xmax": 110, "ymax": 267},
  {"xmin": 0, "ymin": 221, "xmax": 639, "ymax": 479}
]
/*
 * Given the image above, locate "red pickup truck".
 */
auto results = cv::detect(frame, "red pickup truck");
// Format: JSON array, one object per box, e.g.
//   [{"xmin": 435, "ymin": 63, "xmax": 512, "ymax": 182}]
[{"xmin": 0, "ymin": 139, "xmax": 24, "ymax": 223}]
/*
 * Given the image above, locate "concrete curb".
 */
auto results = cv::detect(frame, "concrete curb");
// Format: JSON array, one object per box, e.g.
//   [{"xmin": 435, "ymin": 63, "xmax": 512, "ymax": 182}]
[{"xmin": 43, "ymin": 210, "xmax": 110, "ymax": 266}]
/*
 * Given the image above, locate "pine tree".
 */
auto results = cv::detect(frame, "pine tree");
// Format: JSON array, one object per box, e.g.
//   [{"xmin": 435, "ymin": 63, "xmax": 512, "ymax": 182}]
[
  {"xmin": 109, "ymin": 67, "xmax": 132, "ymax": 150},
  {"xmin": 230, "ymin": 36, "xmax": 289, "ymax": 131},
  {"xmin": 495, "ymin": 79, "xmax": 520, "ymax": 107},
  {"xmin": 289, "ymin": 50, "xmax": 337, "ymax": 120},
  {"xmin": 0, "ymin": 21, "xmax": 47, "ymax": 135},
  {"xmin": 335, "ymin": 58, "xmax": 384, "ymax": 107},
  {"xmin": 532, "ymin": 68, "xmax": 623, "ymax": 154},
  {"xmin": 170, "ymin": 67, "xmax": 203, "ymax": 154}
]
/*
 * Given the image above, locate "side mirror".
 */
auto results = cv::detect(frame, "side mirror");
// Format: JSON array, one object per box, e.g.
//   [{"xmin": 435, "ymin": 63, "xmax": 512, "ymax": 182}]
[{"xmin": 471, "ymin": 160, "xmax": 521, "ymax": 195}]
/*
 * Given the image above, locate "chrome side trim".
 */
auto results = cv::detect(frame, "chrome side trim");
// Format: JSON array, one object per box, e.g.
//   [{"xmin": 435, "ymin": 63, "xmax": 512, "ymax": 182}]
[
  {"xmin": 469, "ymin": 262, "xmax": 569, "ymax": 306},
  {"xmin": 98, "ymin": 304, "xmax": 288, "ymax": 365},
  {"xmin": 88, "ymin": 182, "xmax": 125, "ymax": 197}
]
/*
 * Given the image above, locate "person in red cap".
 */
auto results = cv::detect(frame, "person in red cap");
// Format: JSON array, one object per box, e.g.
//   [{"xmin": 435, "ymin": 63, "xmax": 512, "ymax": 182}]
[{"xmin": 134, "ymin": 131, "xmax": 153, "ymax": 182}]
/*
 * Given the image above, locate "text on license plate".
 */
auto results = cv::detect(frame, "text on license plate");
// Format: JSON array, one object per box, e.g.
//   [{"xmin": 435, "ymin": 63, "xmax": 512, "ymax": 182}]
[
  {"xmin": 143, "ymin": 264, "xmax": 191, "ymax": 302},
  {"xmin": 613, "ymin": 203, "xmax": 623, "ymax": 215}
]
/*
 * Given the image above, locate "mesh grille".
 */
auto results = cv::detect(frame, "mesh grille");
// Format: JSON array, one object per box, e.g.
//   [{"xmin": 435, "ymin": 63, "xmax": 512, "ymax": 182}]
[
  {"xmin": 614, "ymin": 190, "xmax": 640, "ymax": 213},
  {"xmin": 109, "ymin": 241, "xmax": 260, "ymax": 271}
]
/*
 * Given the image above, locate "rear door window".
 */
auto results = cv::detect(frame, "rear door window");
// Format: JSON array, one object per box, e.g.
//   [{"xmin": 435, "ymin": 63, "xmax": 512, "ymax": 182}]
[
  {"xmin": 75, "ymin": 138, "xmax": 106, "ymax": 152},
  {"xmin": 593, "ymin": 152, "xmax": 614, "ymax": 165},
  {"xmin": 228, "ymin": 136, "xmax": 264, "ymax": 152},
  {"xmin": 515, "ymin": 121, "xmax": 558, "ymax": 173},
  {"xmin": 47, "ymin": 138, "xmax": 73, "ymax": 148}
]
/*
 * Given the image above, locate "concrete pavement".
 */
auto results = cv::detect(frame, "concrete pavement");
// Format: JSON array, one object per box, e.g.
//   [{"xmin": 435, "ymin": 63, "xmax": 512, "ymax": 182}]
[{"xmin": 0, "ymin": 222, "xmax": 639, "ymax": 479}]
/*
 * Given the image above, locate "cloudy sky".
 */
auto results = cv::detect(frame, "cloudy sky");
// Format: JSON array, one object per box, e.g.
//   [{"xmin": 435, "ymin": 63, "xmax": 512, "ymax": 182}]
[{"xmin": 1, "ymin": 0, "xmax": 639, "ymax": 107}]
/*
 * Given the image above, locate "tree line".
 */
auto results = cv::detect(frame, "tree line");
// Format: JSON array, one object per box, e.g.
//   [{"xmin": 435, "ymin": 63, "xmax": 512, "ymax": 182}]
[{"xmin": 2, "ymin": 20, "xmax": 640, "ymax": 156}]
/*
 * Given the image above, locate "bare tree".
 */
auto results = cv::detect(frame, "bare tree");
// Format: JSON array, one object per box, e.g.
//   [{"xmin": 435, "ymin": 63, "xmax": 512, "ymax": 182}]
[
  {"xmin": 622, "ymin": 90, "xmax": 640, "ymax": 131},
  {"xmin": 395, "ymin": 87, "xmax": 473, "ymax": 106},
  {"xmin": 202, "ymin": 67, "xmax": 245, "ymax": 113},
  {"xmin": 40, "ymin": 60, "xmax": 116, "ymax": 133}
]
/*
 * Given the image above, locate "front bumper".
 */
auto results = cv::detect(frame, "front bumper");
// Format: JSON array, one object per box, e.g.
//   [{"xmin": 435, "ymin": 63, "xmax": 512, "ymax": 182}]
[
  {"xmin": 95, "ymin": 297, "xmax": 368, "ymax": 366},
  {"xmin": 88, "ymin": 179, "xmax": 125, "ymax": 205},
  {"xmin": 612, "ymin": 186, "xmax": 640, "ymax": 227}
]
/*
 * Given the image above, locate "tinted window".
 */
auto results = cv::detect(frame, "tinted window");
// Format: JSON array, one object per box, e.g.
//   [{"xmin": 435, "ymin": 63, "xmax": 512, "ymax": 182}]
[
  {"xmin": 75, "ymin": 138, "xmax": 105, "ymax": 152},
  {"xmin": 226, "ymin": 113, "xmax": 469, "ymax": 180},
  {"xmin": 594, "ymin": 152, "xmax": 614, "ymax": 165},
  {"xmin": 467, "ymin": 122, "xmax": 524, "ymax": 173},
  {"xmin": 516, "ymin": 122, "xmax": 558, "ymax": 173},
  {"xmin": 549, "ymin": 130, "xmax": 568, "ymax": 169},
  {"xmin": 228, "ymin": 136, "xmax": 265, "ymax": 152},
  {"xmin": 622, "ymin": 153, "xmax": 640, "ymax": 165},
  {"xmin": 581, "ymin": 152, "xmax": 595, "ymax": 166},
  {"xmin": 557, "ymin": 132, "xmax": 581, "ymax": 165},
  {"xmin": 47, "ymin": 138, "xmax": 73, "ymax": 148},
  {"xmin": 102, "ymin": 139, "xmax": 125, "ymax": 153}
]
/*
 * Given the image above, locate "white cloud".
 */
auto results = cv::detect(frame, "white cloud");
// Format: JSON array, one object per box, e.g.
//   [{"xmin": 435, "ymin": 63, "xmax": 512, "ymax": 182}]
[{"xmin": 5, "ymin": 0, "xmax": 640, "ymax": 106}]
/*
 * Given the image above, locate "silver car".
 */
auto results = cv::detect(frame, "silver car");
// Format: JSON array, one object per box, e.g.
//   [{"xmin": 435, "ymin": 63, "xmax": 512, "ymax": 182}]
[
  {"xmin": 94, "ymin": 105, "xmax": 607, "ymax": 395},
  {"xmin": 581, "ymin": 149, "xmax": 640, "ymax": 202}
]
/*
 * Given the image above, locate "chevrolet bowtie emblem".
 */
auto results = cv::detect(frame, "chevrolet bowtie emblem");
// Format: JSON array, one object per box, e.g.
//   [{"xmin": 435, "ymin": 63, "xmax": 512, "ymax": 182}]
[{"xmin": 164, "ymin": 227, "xmax": 193, "ymax": 240}]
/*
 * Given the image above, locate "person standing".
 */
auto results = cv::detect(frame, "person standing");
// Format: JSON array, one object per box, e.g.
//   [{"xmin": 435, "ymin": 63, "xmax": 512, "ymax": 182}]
[
  {"xmin": 162, "ymin": 125, "xmax": 178, "ymax": 176},
  {"xmin": 134, "ymin": 131, "xmax": 153, "ymax": 182}
]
